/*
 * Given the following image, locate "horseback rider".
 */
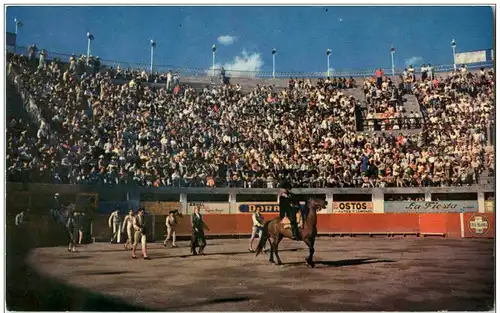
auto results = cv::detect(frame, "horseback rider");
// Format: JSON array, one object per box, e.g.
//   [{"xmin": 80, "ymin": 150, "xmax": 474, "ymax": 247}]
[{"xmin": 279, "ymin": 180, "xmax": 301, "ymax": 240}]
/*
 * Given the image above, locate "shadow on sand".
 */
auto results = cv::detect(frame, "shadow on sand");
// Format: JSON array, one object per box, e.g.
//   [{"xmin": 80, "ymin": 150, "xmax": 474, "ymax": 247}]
[
  {"xmin": 282, "ymin": 258, "xmax": 396, "ymax": 267},
  {"xmin": 6, "ymin": 228, "xmax": 151, "ymax": 311},
  {"xmin": 153, "ymin": 248, "xmax": 301, "ymax": 259},
  {"xmin": 164, "ymin": 296, "xmax": 252, "ymax": 310}
]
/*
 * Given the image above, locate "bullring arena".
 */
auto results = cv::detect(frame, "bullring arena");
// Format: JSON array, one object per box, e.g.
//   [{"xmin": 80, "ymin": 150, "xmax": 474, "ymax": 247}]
[
  {"xmin": 5, "ymin": 6, "xmax": 496, "ymax": 311},
  {"xmin": 8, "ymin": 233, "xmax": 495, "ymax": 311}
]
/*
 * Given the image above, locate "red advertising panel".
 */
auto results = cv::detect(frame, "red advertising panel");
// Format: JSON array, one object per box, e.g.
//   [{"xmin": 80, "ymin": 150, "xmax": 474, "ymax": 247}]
[{"xmin": 462, "ymin": 213, "xmax": 494, "ymax": 238}]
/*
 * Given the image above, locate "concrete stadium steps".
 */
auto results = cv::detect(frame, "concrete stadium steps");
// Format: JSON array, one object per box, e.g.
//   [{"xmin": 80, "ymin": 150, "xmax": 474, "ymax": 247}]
[
  {"xmin": 343, "ymin": 87, "xmax": 366, "ymax": 106},
  {"xmin": 6, "ymin": 80, "xmax": 27, "ymax": 120},
  {"xmin": 402, "ymin": 94, "xmax": 421, "ymax": 116}
]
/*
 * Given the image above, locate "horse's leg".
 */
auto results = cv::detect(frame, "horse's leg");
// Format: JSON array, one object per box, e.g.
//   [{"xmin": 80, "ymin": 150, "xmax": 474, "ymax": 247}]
[
  {"xmin": 268, "ymin": 236, "xmax": 275, "ymax": 264},
  {"xmin": 67, "ymin": 228, "xmax": 75, "ymax": 252},
  {"xmin": 303, "ymin": 236, "xmax": 315, "ymax": 268},
  {"xmin": 274, "ymin": 234, "xmax": 284, "ymax": 266}
]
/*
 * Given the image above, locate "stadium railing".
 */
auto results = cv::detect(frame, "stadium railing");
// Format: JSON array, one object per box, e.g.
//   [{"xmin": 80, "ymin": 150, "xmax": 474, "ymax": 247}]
[{"xmin": 9, "ymin": 45, "xmax": 494, "ymax": 79}]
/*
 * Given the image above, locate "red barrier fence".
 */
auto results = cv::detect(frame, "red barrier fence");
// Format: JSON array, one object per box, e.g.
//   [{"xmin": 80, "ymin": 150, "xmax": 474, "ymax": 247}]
[{"xmin": 90, "ymin": 213, "xmax": 494, "ymax": 241}]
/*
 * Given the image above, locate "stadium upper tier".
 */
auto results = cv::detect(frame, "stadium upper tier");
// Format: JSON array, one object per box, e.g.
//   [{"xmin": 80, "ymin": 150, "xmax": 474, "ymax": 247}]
[{"xmin": 6, "ymin": 50, "xmax": 495, "ymax": 188}]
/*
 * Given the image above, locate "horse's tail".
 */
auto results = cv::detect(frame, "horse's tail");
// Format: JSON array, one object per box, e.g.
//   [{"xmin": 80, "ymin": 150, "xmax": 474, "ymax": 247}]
[{"xmin": 255, "ymin": 220, "xmax": 272, "ymax": 257}]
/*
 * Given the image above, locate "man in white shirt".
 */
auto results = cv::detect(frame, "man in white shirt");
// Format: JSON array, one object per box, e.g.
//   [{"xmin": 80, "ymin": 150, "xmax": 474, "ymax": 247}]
[
  {"xmin": 166, "ymin": 70, "xmax": 173, "ymax": 91},
  {"xmin": 427, "ymin": 63, "xmax": 434, "ymax": 80},
  {"xmin": 122, "ymin": 209, "xmax": 135, "ymax": 250},
  {"xmin": 248, "ymin": 210, "xmax": 267, "ymax": 252},
  {"xmin": 163, "ymin": 210, "xmax": 178, "ymax": 248},
  {"xmin": 15, "ymin": 210, "xmax": 27, "ymax": 227},
  {"xmin": 108, "ymin": 208, "xmax": 122, "ymax": 243}
]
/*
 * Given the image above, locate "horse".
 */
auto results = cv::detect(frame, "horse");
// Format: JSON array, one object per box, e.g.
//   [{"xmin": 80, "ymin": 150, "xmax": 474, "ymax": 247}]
[
  {"xmin": 255, "ymin": 198, "xmax": 327, "ymax": 268},
  {"xmin": 50, "ymin": 204, "xmax": 78, "ymax": 252}
]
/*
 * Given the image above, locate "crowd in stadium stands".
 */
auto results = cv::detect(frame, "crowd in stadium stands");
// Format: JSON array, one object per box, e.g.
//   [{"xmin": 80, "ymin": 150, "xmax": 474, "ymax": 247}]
[{"xmin": 5, "ymin": 51, "xmax": 495, "ymax": 188}]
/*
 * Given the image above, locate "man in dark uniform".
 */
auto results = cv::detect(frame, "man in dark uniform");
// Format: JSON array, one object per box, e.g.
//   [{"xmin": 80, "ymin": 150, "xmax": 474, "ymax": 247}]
[
  {"xmin": 51, "ymin": 193, "xmax": 62, "ymax": 222},
  {"xmin": 190, "ymin": 206, "xmax": 207, "ymax": 255},
  {"xmin": 66, "ymin": 208, "xmax": 77, "ymax": 252},
  {"xmin": 279, "ymin": 180, "xmax": 300, "ymax": 240}
]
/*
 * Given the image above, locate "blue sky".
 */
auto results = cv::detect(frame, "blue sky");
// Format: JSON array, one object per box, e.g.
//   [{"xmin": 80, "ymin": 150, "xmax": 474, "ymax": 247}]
[{"xmin": 5, "ymin": 6, "xmax": 494, "ymax": 73}]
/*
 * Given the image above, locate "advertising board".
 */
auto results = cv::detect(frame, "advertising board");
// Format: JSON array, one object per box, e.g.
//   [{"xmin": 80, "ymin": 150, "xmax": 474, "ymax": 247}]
[
  {"xmin": 384, "ymin": 201, "xmax": 478, "ymax": 213},
  {"xmin": 187, "ymin": 202, "xmax": 230, "ymax": 214},
  {"xmin": 238, "ymin": 202, "xmax": 329, "ymax": 214},
  {"xmin": 333, "ymin": 202, "xmax": 373, "ymax": 213},
  {"xmin": 468, "ymin": 214, "xmax": 490, "ymax": 235},
  {"xmin": 455, "ymin": 50, "xmax": 488, "ymax": 64},
  {"xmin": 238, "ymin": 202, "xmax": 279, "ymax": 214},
  {"xmin": 462, "ymin": 213, "xmax": 494, "ymax": 238},
  {"xmin": 485, "ymin": 200, "xmax": 494, "ymax": 213},
  {"xmin": 140, "ymin": 201, "xmax": 181, "ymax": 215}
]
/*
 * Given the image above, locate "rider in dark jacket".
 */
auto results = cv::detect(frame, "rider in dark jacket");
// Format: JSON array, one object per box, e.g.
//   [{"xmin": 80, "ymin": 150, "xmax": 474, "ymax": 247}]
[{"xmin": 279, "ymin": 180, "xmax": 300, "ymax": 240}]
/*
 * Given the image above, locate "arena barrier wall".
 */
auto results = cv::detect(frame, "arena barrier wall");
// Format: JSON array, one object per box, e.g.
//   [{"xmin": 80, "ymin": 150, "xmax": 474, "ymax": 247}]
[
  {"xmin": 88, "ymin": 213, "xmax": 494, "ymax": 242},
  {"xmin": 6, "ymin": 183, "xmax": 495, "ymax": 242}
]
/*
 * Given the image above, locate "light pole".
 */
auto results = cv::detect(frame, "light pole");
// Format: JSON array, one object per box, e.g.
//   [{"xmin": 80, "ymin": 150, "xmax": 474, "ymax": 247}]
[
  {"xmin": 451, "ymin": 39, "xmax": 457, "ymax": 71},
  {"xmin": 86, "ymin": 32, "xmax": 94, "ymax": 65},
  {"xmin": 326, "ymin": 49, "xmax": 331, "ymax": 77},
  {"xmin": 150, "ymin": 40, "xmax": 156, "ymax": 73},
  {"xmin": 14, "ymin": 18, "xmax": 23, "ymax": 53},
  {"xmin": 212, "ymin": 44, "xmax": 217, "ymax": 79},
  {"xmin": 14, "ymin": 18, "xmax": 23, "ymax": 35},
  {"xmin": 390, "ymin": 47, "xmax": 395, "ymax": 77},
  {"xmin": 272, "ymin": 48, "xmax": 276, "ymax": 79}
]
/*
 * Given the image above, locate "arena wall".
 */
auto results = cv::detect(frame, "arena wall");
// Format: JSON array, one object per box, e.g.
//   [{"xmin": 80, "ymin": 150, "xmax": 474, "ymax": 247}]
[{"xmin": 6, "ymin": 183, "xmax": 495, "ymax": 241}]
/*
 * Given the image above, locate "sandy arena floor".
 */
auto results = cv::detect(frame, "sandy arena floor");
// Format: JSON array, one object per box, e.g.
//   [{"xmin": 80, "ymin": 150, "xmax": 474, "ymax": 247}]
[{"xmin": 25, "ymin": 237, "xmax": 494, "ymax": 311}]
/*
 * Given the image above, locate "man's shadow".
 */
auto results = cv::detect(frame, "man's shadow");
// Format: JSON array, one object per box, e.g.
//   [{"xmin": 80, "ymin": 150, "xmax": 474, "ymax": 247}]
[{"xmin": 282, "ymin": 258, "xmax": 396, "ymax": 267}]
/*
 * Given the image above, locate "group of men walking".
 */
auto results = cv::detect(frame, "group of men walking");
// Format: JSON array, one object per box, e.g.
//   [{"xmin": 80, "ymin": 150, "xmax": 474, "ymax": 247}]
[
  {"xmin": 107, "ymin": 205, "xmax": 208, "ymax": 258},
  {"xmin": 23, "ymin": 180, "xmax": 300, "ymax": 259},
  {"xmin": 108, "ymin": 207, "xmax": 150, "ymax": 259}
]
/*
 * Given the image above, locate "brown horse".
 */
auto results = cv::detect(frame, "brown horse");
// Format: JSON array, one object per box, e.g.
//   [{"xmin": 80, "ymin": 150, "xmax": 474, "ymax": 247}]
[{"xmin": 255, "ymin": 198, "xmax": 327, "ymax": 267}]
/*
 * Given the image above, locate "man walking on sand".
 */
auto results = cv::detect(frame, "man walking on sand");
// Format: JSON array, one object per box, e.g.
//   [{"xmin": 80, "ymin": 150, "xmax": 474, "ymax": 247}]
[
  {"xmin": 248, "ymin": 210, "xmax": 267, "ymax": 252},
  {"xmin": 132, "ymin": 208, "xmax": 150, "ymax": 260},
  {"xmin": 163, "ymin": 210, "xmax": 178, "ymax": 248},
  {"xmin": 108, "ymin": 208, "xmax": 122, "ymax": 243},
  {"xmin": 122, "ymin": 209, "xmax": 135, "ymax": 250}
]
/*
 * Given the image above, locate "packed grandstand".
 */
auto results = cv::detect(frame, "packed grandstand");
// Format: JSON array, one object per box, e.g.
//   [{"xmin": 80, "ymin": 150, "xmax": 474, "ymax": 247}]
[{"xmin": 6, "ymin": 49, "xmax": 495, "ymax": 188}]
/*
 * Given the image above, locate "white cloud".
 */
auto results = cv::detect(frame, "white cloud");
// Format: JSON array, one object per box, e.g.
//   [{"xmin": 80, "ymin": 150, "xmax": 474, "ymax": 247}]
[
  {"xmin": 208, "ymin": 50, "xmax": 263, "ymax": 77},
  {"xmin": 217, "ymin": 35, "xmax": 238, "ymax": 46},
  {"xmin": 405, "ymin": 56, "xmax": 423, "ymax": 67}
]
